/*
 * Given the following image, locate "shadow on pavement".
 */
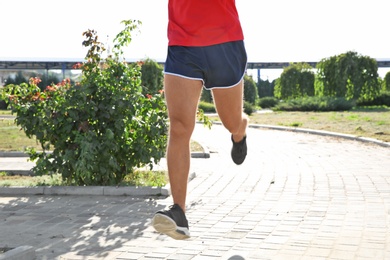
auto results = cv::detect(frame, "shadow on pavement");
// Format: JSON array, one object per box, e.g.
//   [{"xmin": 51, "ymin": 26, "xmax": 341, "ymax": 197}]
[{"xmin": 0, "ymin": 195, "xmax": 166, "ymax": 259}]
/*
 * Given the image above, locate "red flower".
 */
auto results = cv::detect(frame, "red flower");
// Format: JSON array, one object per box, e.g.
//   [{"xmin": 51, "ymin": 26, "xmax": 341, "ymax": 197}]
[
  {"xmin": 72, "ymin": 63, "xmax": 82, "ymax": 69},
  {"xmin": 29, "ymin": 77, "xmax": 42, "ymax": 85},
  {"xmin": 57, "ymin": 78, "xmax": 71, "ymax": 87},
  {"xmin": 146, "ymin": 94, "xmax": 152, "ymax": 99},
  {"xmin": 9, "ymin": 95, "xmax": 18, "ymax": 104},
  {"xmin": 45, "ymin": 86, "xmax": 57, "ymax": 92}
]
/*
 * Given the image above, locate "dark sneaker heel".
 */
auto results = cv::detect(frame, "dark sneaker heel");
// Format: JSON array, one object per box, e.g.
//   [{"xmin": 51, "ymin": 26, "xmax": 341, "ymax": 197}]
[
  {"xmin": 152, "ymin": 204, "xmax": 190, "ymax": 240},
  {"xmin": 231, "ymin": 135, "xmax": 247, "ymax": 165}
]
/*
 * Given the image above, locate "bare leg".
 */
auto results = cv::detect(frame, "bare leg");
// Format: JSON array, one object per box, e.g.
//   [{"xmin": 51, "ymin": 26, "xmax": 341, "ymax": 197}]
[
  {"xmin": 212, "ymin": 79, "xmax": 248, "ymax": 142},
  {"xmin": 164, "ymin": 74, "xmax": 203, "ymax": 212}
]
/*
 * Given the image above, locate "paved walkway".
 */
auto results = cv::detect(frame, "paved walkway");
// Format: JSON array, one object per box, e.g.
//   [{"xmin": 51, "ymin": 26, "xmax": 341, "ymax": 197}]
[{"xmin": 1, "ymin": 124, "xmax": 390, "ymax": 259}]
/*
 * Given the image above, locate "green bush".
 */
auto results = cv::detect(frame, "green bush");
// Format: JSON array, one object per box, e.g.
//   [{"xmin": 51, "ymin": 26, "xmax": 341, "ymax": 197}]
[
  {"xmin": 201, "ymin": 89, "xmax": 213, "ymax": 103},
  {"xmin": 258, "ymin": 97, "xmax": 278, "ymax": 108},
  {"xmin": 1, "ymin": 20, "xmax": 168, "ymax": 186},
  {"xmin": 385, "ymin": 71, "xmax": 390, "ymax": 91},
  {"xmin": 316, "ymin": 51, "xmax": 380, "ymax": 100},
  {"xmin": 138, "ymin": 58, "xmax": 163, "ymax": 95},
  {"xmin": 198, "ymin": 101, "xmax": 216, "ymax": 113},
  {"xmin": 5, "ymin": 71, "xmax": 27, "ymax": 86},
  {"xmin": 274, "ymin": 96, "xmax": 355, "ymax": 112},
  {"xmin": 244, "ymin": 75, "xmax": 258, "ymax": 105},
  {"xmin": 244, "ymin": 101, "xmax": 255, "ymax": 115},
  {"xmin": 357, "ymin": 91, "xmax": 390, "ymax": 107},
  {"xmin": 274, "ymin": 63, "xmax": 315, "ymax": 99}
]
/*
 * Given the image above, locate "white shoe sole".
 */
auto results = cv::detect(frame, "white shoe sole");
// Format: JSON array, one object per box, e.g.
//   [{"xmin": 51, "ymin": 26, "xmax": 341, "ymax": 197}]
[{"xmin": 152, "ymin": 213, "xmax": 190, "ymax": 240}]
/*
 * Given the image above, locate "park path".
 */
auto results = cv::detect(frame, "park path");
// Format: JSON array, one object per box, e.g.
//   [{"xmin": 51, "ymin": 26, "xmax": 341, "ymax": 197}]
[{"xmin": 0, "ymin": 123, "xmax": 390, "ymax": 259}]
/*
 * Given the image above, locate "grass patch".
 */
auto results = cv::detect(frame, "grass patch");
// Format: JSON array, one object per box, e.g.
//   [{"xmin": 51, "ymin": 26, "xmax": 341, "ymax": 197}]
[
  {"xmin": 278, "ymin": 122, "xmax": 303, "ymax": 127},
  {"xmin": 0, "ymin": 117, "xmax": 205, "ymax": 153},
  {"xmin": 0, "ymin": 119, "xmax": 43, "ymax": 151},
  {"xmin": 209, "ymin": 108, "xmax": 390, "ymax": 142},
  {"xmin": 0, "ymin": 110, "xmax": 12, "ymax": 115},
  {"xmin": 346, "ymin": 114, "xmax": 360, "ymax": 120},
  {"xmin": 0, "ymin": 170, "xmax": 168, "ymax": 187}
]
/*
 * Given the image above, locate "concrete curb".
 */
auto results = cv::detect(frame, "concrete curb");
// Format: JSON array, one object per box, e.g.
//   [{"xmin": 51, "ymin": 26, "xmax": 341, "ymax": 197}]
[
  {"xmin": 249, "ymin": 124, "xmax": 390, "ymax": 148},
  {"xmin": 0, "ymin": 186, "xmax": 168, "ymax": 197},
  {"xmin": 0, "ymin": 152, "xmax": 31, "ymax": 158},
  {"xmin": 0, "ymin": 246, "xmax": 35, "ymax": 260},
  {"xmin": 0, "ymin": 138, "xmax": 208, "ymax": 196},
  {"xmin": 0, "ymin": 150, "xmax": 210, "ymax": 158},
  {"xmin": 209, "ymin": 121, "xmax": 390, "ymax": 148},
  {"xmin": 0, "ymin": 171, "xmax": 197, "ymax": 197}
]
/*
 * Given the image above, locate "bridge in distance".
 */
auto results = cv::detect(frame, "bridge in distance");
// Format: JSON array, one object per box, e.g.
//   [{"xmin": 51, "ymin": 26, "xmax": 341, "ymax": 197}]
[
  {"xmin": 1, "ymin": 58, "xmax": 390, "ymax": 71},
  {"xmin": 1, "ymin": 59, "xmax": 390, "ymax": 81}
]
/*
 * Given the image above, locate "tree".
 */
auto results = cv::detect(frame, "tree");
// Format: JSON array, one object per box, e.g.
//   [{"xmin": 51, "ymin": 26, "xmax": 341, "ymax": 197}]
[
  {"xmin": 39, "ymin": 73, "xmax": 61, "ymax": 91},
  {"xmin": 200, "ymin": 88, "xmax": 213, "ymax": 103},
  {"xmin": 5, "ymin": 71, "xmax": 27, "ymax": 86},
  {"xmin": 257, "ymin": 78, "xmax": 275, "ymax": 98},
  {"xmin": 316, "ymin": 51, "xmax": 380, "ymax": 100},
  {"xmin": 139, "ymin": 58, "xmax": 164, "ymax": 95},
  {"xmin": 274, "ymin": 63, "xmax": 314, "ymax": 99},
  {"xmin": 384, "ymin": 71, "xmax": 390, "ymax": 92},
  {"xmin": 243, "ymin": 74, "xmax": 258, "ymax": 105}
]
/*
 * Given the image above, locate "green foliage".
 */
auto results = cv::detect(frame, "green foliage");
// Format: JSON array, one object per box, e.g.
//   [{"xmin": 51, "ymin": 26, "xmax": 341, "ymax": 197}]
[
  {"xmin": 201, "ymin": 89, "xmax": 213, "ymax": 103},
  {"xmin": 258, "ymin": 97, "xmax": 279, "ymax": 108},
  {"xmin": 257, "ymin": 78, "xmax": 275, "ymax": 98},
  {"xmin": 198, "ymin": 101, "xmax": 216, "ymax": 113},
  {"xmin": 274, "ymin": 96, "xmax": 355, "ymax": 112},
  {"xmin": 138, "ymin": 58, "xmax": 163, "ymax": 95},
  {"xmin": 36, "ymin": 72, "xmax": 61, "ymax": 91},
  {"xmin": 243, "ymin": 101, "xmax": 255, "ymax": 115},
  {"xmin": 385, "ymin": 71, "xmax": 390, "ymax": 92},
  {"xmin": 5, "ymin": 71, "xmax": 27, "ymax": 86},
  {"xmin": 196, "ymin": 108, "xmax": 213, "ymax": 129},
  {"xmin": 274, "ymin": 63, "xmax": 315, "ymax": 100},
  {"xmin": 316, "ymin": 51, "xmax": 380, "ymax": 100},
  {"xmin": 243, "ymin": 75, "xmax": 258, "ymax": 105},
  {"xmin": 356, "ymin": 91, "xmax": 390, "ymax": 107},
  {"xmin": 1, "ymin": 20, "xmax": 168, "ymax": 186},
  {"xmin": 122, "ymin": 170, "xmax": 167, "ymax": 187}
]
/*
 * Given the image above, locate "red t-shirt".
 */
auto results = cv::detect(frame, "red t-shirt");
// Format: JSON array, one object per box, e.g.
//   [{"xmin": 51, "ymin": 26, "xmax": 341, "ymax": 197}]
[{"xmin": 168, "ymin": 0, "xmax": 244, "ymax": 47}]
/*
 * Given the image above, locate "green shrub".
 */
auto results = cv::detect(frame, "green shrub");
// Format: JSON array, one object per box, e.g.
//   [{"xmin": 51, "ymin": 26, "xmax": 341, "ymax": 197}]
[
  {"xmin": 274, "ymin": 63, "xmax": 315, "ymax": 99},
  {"xmin": 201, "ymin": 89, "xmax": 213, "ymax": 103},
  {"xmin": 244, "ymin": 75, "xmax": 258, "ymax": 105},
  {"xmin": 244, "ymin": 101, "xmax": 255, "ymax": 115},
  {"xmin": 384, "ymin": 71, "xmax": 390, "ymax": 91},
  {"xmin": 138, "ymin": 58, "xmax": 163, "ymax": 95},
  {"xmin": 274, "ymin": 96, "xmax": 355, "ymax": 111},
  {"xmin": 1, "ymin": 20, "xmax": 168, "ymax": 186},
  {"xmin": 198, "ymin": 101, "xmax": 216, "ymax": 113},
  {"xmin": 357, "ymin": 91, "xmax": 390, "ymax": 107},
  {"xmin": 258, "ymin": 97, "xmax": 278, "ymax": 108}
]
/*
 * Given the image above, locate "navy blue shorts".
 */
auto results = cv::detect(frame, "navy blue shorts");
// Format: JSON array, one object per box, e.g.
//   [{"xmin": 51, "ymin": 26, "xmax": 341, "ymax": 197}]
[{"xmin": 164, "ymin": 41, "xmax": 247, "ymax": 90}]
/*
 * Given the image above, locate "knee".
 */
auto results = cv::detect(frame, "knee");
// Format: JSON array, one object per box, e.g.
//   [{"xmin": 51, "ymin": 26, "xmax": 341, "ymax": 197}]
[{"xmin": 169, "ymin": 118, "xmax": 195, "ymax": 140}]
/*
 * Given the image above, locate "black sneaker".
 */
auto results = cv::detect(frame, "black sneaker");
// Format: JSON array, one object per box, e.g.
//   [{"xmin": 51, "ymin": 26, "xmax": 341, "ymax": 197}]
[
  {"xmin": 152, "ymin": 204, "xmax": 190, "ymax": 240},
  {"xmin": 231, "ymin": 135, "xmax": 247, "ymax": 165}
]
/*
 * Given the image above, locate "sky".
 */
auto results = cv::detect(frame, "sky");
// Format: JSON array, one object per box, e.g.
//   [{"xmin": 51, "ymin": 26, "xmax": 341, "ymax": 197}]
[{"xmin": 1, "ymin": 0, "xmax": 389, "ymax": 80}]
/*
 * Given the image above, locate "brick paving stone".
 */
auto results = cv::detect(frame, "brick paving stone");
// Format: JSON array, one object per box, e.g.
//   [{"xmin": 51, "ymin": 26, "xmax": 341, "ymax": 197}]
[{"xmin": 1, "ymin": 124, "xmax": 390, "ymax": 259}]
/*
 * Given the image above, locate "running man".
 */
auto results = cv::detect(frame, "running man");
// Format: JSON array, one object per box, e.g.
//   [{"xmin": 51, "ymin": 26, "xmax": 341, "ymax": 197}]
[{"xmin": 152, "ymin": 0, "xmax": 248, "ymax": 240}]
